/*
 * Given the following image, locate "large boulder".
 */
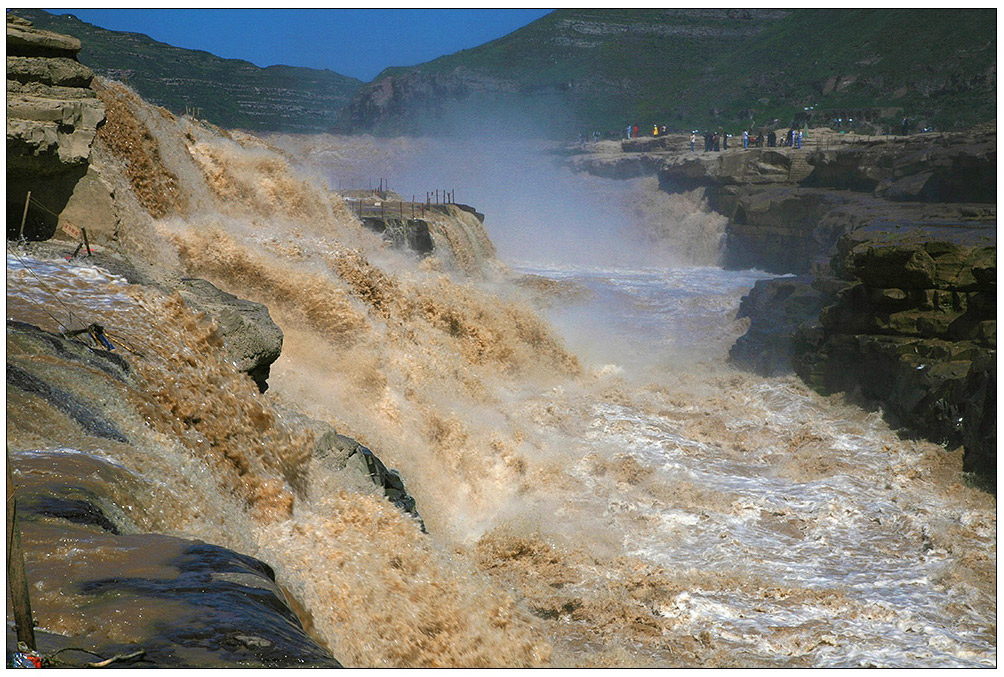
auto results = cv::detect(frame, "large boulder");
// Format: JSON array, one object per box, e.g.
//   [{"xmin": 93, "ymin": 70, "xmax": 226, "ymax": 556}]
[
  {"xmin": 175, "ymin": 279, "xmax": 284, "ymax": 393},
  {"xmin": 314, "ymin": 431, "xmax": 425, "ymax": 531},
  {"xmin": 274, "ymin": 407, "xmax": 426, "ymax": 531}
]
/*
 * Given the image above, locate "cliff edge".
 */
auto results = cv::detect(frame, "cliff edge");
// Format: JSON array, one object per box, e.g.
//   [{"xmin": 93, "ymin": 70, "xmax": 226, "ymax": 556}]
[
  {"xmin": 567, "ymin": 127, "xmax": 996, "ymax": 488},
  {"xmin": 6, "ymin": 14, "xmax": 105, "ymax": 240}
]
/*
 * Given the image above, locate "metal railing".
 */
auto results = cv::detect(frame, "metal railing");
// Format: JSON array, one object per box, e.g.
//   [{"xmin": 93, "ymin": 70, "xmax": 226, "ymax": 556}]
[{"xmin": 344, "ymin": 188, "xmax": 458, "ymax": 221}]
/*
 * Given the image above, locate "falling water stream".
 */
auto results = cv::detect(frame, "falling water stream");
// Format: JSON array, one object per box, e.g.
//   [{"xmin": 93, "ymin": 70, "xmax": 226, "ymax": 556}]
[{"xmin": 5, "ymin": 122, "xmax": 995, "ymax": 667}]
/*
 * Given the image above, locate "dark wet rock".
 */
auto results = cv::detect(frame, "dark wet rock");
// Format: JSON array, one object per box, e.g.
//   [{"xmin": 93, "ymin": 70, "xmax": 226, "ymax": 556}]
[
  {"xmin": 18, "ymin": 495, "xmax": 120, "ymax": 534},
  {"xmin": 175, "ymin": 278, "xmax": 284, "ymax": 393},
  {"xmin": 7, "ymin": 320, "xmax": 136, "ymax": 445},
  {"xmin": 729, "ymin": 276, "xmax": 830, "ymax": 376},
  {"xmin": 314, "ymin": 428, "xmax": 427, "ymax": 533},
  {"xmin": 8, "ymin": 449, "xmax": 340, "ymax": 668},
  {"xmin": 453, "ymin": 202, "xmax": 486, "ymax": 224},
  {"xmin": 7, "ymin": 319, "xmax": 130, "ymax": 381},
  {"xmin": 362, "ymin": 216, "xmax": 435, "ymax": 256},
  {"xmin": 77, "ymin": 542, "xmax": 339, "ymax": 667},
  {"xmin": 6, "ymin": 362, "xmax": 128, "ymax": 443},
  {"xmin": 790, "ymin": 222, "xmax": 996, "ymax": 488}
]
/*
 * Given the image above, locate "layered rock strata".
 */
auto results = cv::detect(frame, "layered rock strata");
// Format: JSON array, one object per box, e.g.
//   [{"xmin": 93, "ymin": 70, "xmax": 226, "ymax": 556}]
[
  {"xmin": 6, "ymin": 15, "xmax": 105, "ymax": 239},
  {"xmin": 792, "ymin": 224, "xmax": 996, "ymax": 485}
]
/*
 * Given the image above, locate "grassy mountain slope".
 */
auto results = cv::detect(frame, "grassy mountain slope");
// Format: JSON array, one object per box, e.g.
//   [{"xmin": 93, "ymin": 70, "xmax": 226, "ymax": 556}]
[
  {"xmin": 10, "ymin": 9, "xmax": 994, "ymax": 137},
  {"xmin": 340, "ymin": 8, "xmax": 996, "ymax": 136},
  {"xmin": 11, "ymin": 9, "xmax": 364, "ymax": 133}
]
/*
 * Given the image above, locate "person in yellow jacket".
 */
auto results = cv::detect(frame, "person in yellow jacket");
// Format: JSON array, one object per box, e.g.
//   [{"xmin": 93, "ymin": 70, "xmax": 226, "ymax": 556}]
[{"xmin": 653, "ymin": 124, "xmax": 659, "ymax": 136}]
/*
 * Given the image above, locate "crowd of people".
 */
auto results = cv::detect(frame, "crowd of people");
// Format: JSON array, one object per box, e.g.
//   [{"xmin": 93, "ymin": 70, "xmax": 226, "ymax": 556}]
[
  {"xmin": 580, "ymin": 124, "xmax": 810, "ymax": 150},
  {"xmin": 625, "ymin": 125, "xmax": 806, "ymax": 151}
]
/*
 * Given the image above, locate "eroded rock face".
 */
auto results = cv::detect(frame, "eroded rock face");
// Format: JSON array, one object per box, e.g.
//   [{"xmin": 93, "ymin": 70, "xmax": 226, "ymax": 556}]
[
  {"xmin": 806, "ymin": 130, "xmax": 997, "ymax": 203},
  {"xmin": 9, "ymin": 449, "xmax": 339, "ymax": 668},
  {"xmin": 6, "ymin": 320, "xmax": 341, "ymax": 666},
  {"xmin": 792, "ymin": 224, "xmax": 996, "ymax": 488},
  {"xmin": 6, "ymin": 15, "xmax": 105, "ymax": 240},
  {"xmin": 728, "ymin": 276, "xmax": 828, "ymax": 376}
]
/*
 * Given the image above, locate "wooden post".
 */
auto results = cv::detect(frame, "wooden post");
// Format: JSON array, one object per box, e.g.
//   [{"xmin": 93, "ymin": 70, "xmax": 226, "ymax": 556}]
[
  {"xmin": 81, "ymin": 227, "xmax": 92, "ymax": 256},
  {"xmin": 7, "ymin": 449, "xmax": 36, "ymax": 651},
  {"xmin": 18, "ymin": 191, "xmax": 31, "ymax": 241}
]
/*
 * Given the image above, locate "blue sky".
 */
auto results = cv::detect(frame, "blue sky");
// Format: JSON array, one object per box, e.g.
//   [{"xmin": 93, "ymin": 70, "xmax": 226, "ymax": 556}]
[{"xmin": 43, "ymin": 8, "xmax": 554, "ymax": 82}]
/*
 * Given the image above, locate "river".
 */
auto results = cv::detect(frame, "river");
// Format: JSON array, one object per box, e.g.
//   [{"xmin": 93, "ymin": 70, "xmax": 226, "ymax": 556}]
[
  {"xmin": 508, "ymin": 261, "xmax": 996, "ymax": 667},
  {"xmin": 5, "ymin": 129, "xmax": 995, "ymax": 667}
]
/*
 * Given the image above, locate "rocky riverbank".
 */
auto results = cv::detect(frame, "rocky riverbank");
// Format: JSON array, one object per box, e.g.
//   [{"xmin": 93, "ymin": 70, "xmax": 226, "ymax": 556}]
[
  {"xmin": 5, "ymin": 305, "xmax": 423, "ymax": 666},
  {"xmin": 565, "ymin": 127, "xmax": 996, "ymax": 488}
]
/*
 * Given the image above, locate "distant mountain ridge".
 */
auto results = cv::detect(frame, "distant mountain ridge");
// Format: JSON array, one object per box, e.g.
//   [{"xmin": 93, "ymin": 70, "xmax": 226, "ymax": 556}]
[
  {"xmin": 11, "ymin": 9, "xmax": 996, "ymax": 138},
  {"xmin": 336, "ymin": 8, "xmax": 997, "ymax": 136},
  {"xmin": 11, "ymin": 9, "xmax": 363, "ymax": 133}
]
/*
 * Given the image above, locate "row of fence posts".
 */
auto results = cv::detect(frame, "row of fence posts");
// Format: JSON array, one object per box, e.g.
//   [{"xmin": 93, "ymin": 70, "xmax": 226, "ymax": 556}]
[
  {"xmin": 351, "ymin": 184, "xmax": 457, "ymax": 221},
  {"xmin": 16, "ymin": 191, "xmax": 93, "ymax": 256}
]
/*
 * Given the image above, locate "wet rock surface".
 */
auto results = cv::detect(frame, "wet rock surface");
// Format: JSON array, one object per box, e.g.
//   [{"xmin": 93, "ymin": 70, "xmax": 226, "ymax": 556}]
[
  {"xmin": 728, "ymin": 276, "xmax": 828, "ymax": 376},
  {"xmin": 792, "ymin": 223, "xmax": 996, "ymax": 488},
  {"xmin": 10, "ymin": 497, "xmax": 339, "ymax": 667},
  {"xmin": 6, "ymin": 321, "xmax": 339, "ymax": 666},
  {"xmin": 287, "ymin": 410, "xmax": 426, "ymax": 531},
  {"xmin": 361, "ymin": 216, "xmax": 435, "ymax": 256}
]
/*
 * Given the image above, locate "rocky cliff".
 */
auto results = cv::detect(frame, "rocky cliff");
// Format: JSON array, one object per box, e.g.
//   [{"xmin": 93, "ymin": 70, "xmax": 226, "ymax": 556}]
[
  {"xmin": 792, "ymin": 223, "xmax": 995, "ymax": 484},
  {"xmin": 5, "ymin": 20, "xmax": 442, "ymax": 663},
  {"xmin": 6, "ymin": 14, "xmax": 106, "ymax": 240},
  {"xmin": 566, "ymin": 127, "xmax": 997, "ymax": 488}
]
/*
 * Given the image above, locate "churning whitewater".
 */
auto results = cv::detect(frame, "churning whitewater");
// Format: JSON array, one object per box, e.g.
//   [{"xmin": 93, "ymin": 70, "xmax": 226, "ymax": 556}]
[{"xmin": 6, "ymin": 97, "xmax": 995, "ymax": 668}]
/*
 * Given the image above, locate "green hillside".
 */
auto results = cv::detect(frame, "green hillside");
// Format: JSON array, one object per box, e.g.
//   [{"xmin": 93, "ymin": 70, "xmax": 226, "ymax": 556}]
[
  {"xmin": 10, "ymin": 9, "xmax": 364, "ymax": 133},
  {"xmin": 341, "ymin": 8, "xmax": 996, "ymax": 136},
  {"xmin": 9, "ymin": 9, "xmax": 995, "ymax": 137}
]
